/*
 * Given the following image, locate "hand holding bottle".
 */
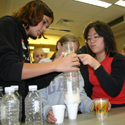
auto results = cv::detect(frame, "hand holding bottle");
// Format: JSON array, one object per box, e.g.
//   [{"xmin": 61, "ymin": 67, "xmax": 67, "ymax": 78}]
[{"xmin": 53, "ymin": 53, "xmax": 80, "ymax": 72}]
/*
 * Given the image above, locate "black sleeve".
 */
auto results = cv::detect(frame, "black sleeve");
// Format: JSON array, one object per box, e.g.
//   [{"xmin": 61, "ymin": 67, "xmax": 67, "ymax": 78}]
[
  {"xmin": 0, "ymin": 18, "xmax": 23, "ymax": 82},
  {"xmin": 77, "ymin": 45, "xmax": 87, "ymax": 54},
  {"xmin": 79, "ymin": 61, "xmax": 93, "ymax": 98},
  {"xmin": 26, "ymin": 72, "xmax": 61, "ymax": 90},
  {"xmin": 94, "ymin": 54, "xmax": 125, "ymax": 97},
  {"xmin": 78, "ymin": 45, "xmax": 93, "ymax": 98}
]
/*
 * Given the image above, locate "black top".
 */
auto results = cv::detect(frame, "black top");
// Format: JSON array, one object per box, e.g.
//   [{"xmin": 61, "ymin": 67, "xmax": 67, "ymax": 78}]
[
  {"xmin": 78, "ymin": 46, "xmax": 125, "ymax": 98},
  {"xmin": 0, "ymin": 16, "xmax": 59, "ymax": 121},
  {"xmin": 77, "ymin": 46, "xmax": 93, "ymax": 98},
  {"xmin": 80, "ymin": 51, "xmax": 125, "ymax": 99},
  {"xmin": 93, "ymin": 53, "xmax": 125, "ymax": 97}
]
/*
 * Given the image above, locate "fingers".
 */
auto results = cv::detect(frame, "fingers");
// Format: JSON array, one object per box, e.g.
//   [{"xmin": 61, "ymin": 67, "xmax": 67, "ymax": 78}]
[
  {"xmin": 47, "ymin": 115, "xmax": 56, "ymax": 123},
  {"xmin": 65, "ymin": 54, "xmax": 80, "ymax": 63},
  {"xmin": 64, "ymin": 57, "xmax": 80, "ymax": 71},
  {"xmin": 78, "ymin": 54, "xmax": 87, "ymax": 58},
  {"xmin": 54, "ymin": 53, "xmax": 80, "ymax": 72},
  {"xmin": 78, "ymin": 55, "xmax": 88, "ymax": 65},
  {"xmin": 59, "ymin": 53, "xmax": 64, "ymax": 59},
  {"xmin": 71, "ymin": 61, "xmax": 80, "ymax": 67},
  {"xmin": 78, "ymin": 54, "xmax": 88, "ymax": 62},
  {"xmin": 108, "ymin": 102, "xmax": 111, "ymax": 111},
  {"xmin": 68, "ymin": 67, "xmax": 80, "ymax": 71},
  {"xmin": 47, "ymin": 110, "xmax": 57, "ymax": 123},
  {"xmin": 68, "ymin": 53, "xmax": 77, "ymax": 57}
]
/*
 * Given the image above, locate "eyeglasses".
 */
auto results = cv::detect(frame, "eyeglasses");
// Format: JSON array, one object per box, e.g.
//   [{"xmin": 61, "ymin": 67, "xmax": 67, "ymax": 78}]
[{"xmin": 85, "ymin": 36, "xmax": 101, "ymax": 43}]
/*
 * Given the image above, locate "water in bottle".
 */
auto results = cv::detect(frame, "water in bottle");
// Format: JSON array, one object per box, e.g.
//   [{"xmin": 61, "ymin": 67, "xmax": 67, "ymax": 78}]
[
  {"xmin": 0, "ymin": 86, "xmax": 3, "ymax": 124},
  {"xmin": 25, "ymin": 85, "xmax": 43, "ymax": 125},
  {"xmin": 1, "ymin": 87, "xmax": 20, "ymax": 125},
  {"xmin": 11, "ymin": 85, "xmax": 22, "ymax": 122}
]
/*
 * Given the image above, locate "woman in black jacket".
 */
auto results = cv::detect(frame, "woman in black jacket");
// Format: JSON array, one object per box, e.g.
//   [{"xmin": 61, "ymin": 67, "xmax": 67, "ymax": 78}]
[{"xmin": 0, "ymin": 0, "xmax": 79, "ymax": 121}]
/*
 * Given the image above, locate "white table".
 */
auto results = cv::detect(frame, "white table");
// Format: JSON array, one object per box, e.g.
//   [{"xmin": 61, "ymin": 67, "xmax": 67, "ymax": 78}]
[{"xmin": 22, "ymin": 107, "xmax": 125, "ymax": 125}]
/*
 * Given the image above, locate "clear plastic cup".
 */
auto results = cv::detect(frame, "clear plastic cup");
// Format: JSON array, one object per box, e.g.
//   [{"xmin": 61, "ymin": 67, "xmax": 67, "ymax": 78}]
[
  {"xmin": 52, "ymin": 105, "xmax": 65, "ymax": 124},
  {"xmin": 94, "ymin": 98, "xmax": 109, "ymax": 121},
  {"xmin": 63, "ymin": 42, "xmax": 75, "ymax": 56},
  {"xmin": 67, "ymin": 103, "xmax": 78, "ymax": 120}
]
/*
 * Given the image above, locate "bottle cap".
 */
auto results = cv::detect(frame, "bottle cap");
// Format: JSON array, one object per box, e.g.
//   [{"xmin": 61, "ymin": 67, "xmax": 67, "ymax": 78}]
[
  {"xmin": 29, "ymin": 85, "xmax": 37, "ymax": 91},
  {"xmin": 5, "ymin": 87, "xmax": 14, "ymax": 93},
  {"xmin": 11, "ymin": 85, "xmax": 19, "ymax": 91}
]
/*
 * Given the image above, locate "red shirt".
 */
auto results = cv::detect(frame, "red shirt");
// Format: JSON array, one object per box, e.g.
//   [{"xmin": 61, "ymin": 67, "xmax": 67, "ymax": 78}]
[{"xmin": 89, "ymin": 54, "xmax": 125, "ymax": 104}]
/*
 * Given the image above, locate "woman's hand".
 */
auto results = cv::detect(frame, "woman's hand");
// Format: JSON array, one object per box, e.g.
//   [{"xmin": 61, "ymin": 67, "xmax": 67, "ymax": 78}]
[
  {"xmin": 47, "ymin": 110, "xmax": 57, "ymax": 123},
  {"xmin": 53, "ymin": 53, "xmax": 80, "ymax": 72},
  {"xmin": 78, "ymin": 54, "xmax": 100, "ymax": 70}
]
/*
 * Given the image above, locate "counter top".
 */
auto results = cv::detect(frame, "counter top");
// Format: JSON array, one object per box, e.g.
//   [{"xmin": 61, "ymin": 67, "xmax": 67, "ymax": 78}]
[{"xmin": 22, "ymin": 107, "xmax": 125, "ymax": 125}]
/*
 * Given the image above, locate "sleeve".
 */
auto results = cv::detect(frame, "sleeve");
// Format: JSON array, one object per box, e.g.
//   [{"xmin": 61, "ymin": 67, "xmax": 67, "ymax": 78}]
[
  {"xmin": 37, "ymin": 88, "xmax": 52, "ymax": 120},
  {"xmin": 27, "ymin": 72, "xmax": 61, "ymax": 90},
  {"xmin": 29, "ymin": 58, "xmax": 61, "ymax": 90},
  {"xmin": 78, "ymin": 73, "xmax": 94, "ymax": 113},
  {"xmin": 77, "ymin": 46, "xmax": 87, "ymax": 54},
  {"xmin": 78, "ymin": 46, "xmax": 93, "ymax": 98},
  {"xmin": 0, "ymin": 18, "xmax": 23, "ymax": 82},
  {"xmin": 94, "ymin": 54, "xmax": 125, "ymax": 97},
  {"xmin": 79, "ymin": 62, "xmax": 93, "ymax": 98}
]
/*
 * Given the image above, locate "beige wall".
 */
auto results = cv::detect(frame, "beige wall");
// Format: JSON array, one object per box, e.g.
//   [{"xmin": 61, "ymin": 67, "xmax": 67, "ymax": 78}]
[
  {"xmin": 29, "ymin": 34, "xmax": 85, "ymax": 62},
  {"xmin": 29, "ymin": 33, "xmax": 124, "ymax": 63},
  {"xmin": 115, "ymin": 36, "xmax": 125, "ymax": 53}
]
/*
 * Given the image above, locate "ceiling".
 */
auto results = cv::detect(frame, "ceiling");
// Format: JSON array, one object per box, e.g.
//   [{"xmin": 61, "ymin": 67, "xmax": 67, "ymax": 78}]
[{"xmin": 0, "ymin": 0, "xmax": 125, "ymax": 40}]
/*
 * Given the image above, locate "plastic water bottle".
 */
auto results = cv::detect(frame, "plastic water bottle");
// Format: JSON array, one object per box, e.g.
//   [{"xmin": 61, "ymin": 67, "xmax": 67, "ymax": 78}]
[
  {"xmin": 11, "ymin": 86, "xmax": 22, "ymax": 122},
  {"xmin": 1, "ymin": 87, "xmax": 20, "ymax": 125},
  {"xmin": 25, "ymin": 85, "xmax": 43, "ymax": 125},
  {"xmin": 0, "ymin": 86, "xmax": 3, "ymax": 124},
  {"xmin": 63, "ymin": 71, "xmax": 81, "ymax": 104}
]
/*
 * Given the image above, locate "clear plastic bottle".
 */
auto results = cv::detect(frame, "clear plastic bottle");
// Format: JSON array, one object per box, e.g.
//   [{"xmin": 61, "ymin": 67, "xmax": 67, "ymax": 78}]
[
  {"xmin": 63, "ymin": 71, "xmax": 81, "ymax": 104},
  {"xmin": 25, "ymin": 85, "xmax": 43, "ymax": 125},
  {"xmin": 11, "ymin": 86, "xmax": 22, "ymax": 122},
  {"xmin": 1, "ymin": 87, "xmax": 20, "ymax": 125},
  {"xmin": 63, "ymin": 41, "xmax": 81, "ymax": 104},
  {"xmin": 0, "ymin": 86, "xmax": 4, "ymax": 124}
]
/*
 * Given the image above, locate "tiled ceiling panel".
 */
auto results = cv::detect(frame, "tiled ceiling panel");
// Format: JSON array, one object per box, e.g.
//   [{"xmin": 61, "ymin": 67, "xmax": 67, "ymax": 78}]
[{"xmin": 0, "ymin": 0, "xmax": 125, "ymax": 38}]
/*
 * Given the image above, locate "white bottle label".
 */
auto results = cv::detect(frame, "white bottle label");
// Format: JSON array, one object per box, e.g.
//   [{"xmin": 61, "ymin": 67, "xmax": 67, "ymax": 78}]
[{"xmin": 34, "ymin": 101, "xmax": 39, "ymax": 113}]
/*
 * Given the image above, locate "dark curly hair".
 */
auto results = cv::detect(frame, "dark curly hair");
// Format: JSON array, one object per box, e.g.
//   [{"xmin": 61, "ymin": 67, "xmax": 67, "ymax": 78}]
[{"xmin": 12, "ymin": 0, "xmax": 54, "ymax": 38}]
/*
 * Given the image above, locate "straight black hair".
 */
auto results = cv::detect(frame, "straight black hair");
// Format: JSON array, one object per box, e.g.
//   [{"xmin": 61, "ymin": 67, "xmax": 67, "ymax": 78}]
[{"xmin": 84, "ymin": 21, "xmax": 117, "ymax": 56}]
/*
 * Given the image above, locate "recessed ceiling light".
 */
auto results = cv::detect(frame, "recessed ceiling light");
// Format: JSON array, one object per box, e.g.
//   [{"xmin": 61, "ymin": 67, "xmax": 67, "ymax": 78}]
[
  {"xmin": 115, "ymin": 0, "xmax": 125, "ymax": 7},
  {"xmin": 74, "ymin": 0, "xmax": 112, "ymax": 8}
]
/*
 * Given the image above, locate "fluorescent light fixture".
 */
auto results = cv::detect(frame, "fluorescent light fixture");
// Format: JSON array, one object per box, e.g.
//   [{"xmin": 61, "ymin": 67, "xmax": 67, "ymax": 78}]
[
  {"xmin": 74, "ymin": 0, "xmax": 112, "ymax": 8},
  {"xmin": 42, "ymin": 48, "xmax": 50, "ymax": 53},
  {"xmin": 115, "ymin": 0, "xmax": 125, "ymax": 7},
  {"xmin": 28, "ymin": 46, "xmax": 34, "ymax": 49}
]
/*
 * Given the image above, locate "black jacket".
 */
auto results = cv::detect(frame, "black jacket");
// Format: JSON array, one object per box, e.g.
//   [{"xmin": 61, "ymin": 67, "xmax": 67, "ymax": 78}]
[
  {"xmin": 0, "ymin": 16, "xmax": 59, "ymax": 121},
  {"xmin": 77, "ymin": 46, "xmax": 93, "ymax": 98}
]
